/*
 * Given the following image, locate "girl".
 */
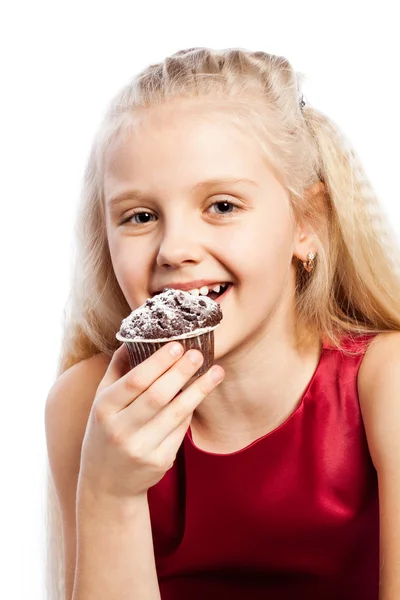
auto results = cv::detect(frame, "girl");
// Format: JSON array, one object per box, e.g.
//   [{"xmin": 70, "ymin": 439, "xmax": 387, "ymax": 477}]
[{"xmin": 45, "ymin": 48, "xmax": 400, "ymax": 600}]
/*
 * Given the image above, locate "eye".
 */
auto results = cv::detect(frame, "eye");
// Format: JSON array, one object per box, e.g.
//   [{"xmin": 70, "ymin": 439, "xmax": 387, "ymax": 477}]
[
  {"xmin": 119, "ymin": 199, "xmax": 240, "ymax": 227},
  {"xmin": 121, "ymin": 211, "xmax": 157, "ymax": 226},
  {"xmin": 208, "ymin": 200, "xmax": 239, "ymax": 216}
]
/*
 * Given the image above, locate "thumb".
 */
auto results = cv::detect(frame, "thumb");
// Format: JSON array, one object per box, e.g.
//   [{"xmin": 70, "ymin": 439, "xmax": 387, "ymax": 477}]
[{"xmin": 97, "ymin": 343, "xmax": 131, "ymax": 393}]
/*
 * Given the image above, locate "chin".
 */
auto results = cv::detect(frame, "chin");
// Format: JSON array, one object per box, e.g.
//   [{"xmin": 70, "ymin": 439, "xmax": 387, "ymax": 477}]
[{"xmin": 212, "ymin": 329, "xmax": 237, "ymax": 362}]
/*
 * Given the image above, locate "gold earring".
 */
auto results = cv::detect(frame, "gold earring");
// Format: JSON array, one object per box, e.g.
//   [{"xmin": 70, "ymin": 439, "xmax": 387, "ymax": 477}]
[{"xmin": 303, "ymin": 251, "xmax": 316, "ymax": 272}]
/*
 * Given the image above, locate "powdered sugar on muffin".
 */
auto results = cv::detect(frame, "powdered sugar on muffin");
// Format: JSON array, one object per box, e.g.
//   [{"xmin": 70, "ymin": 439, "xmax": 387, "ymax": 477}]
[{"xmin": 118, "ymin": 287, "xmax": 223, "ymax": 341}]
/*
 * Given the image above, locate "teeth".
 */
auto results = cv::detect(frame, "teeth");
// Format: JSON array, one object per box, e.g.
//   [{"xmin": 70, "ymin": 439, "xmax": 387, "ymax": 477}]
[{"xmin": 188, "ymin": 283, "xmax": 228, "ymax": 297}]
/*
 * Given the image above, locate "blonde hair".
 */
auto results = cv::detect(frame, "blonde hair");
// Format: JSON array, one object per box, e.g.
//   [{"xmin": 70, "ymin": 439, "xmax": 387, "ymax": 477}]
[{"xmin": 45, "ymin": 47, "xmax": 400, "ymax": 599}]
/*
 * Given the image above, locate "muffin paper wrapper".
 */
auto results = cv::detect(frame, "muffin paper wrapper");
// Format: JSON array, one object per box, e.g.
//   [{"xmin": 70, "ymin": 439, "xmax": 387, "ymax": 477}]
[{"xmin": 116, "ymin": 327, "xmax": 217, "ymax": 377}]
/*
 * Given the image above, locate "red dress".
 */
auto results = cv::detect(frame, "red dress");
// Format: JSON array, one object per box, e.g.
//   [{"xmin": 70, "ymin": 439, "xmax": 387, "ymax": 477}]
[{"xmin": 147, "ymin": 334, "xmax": 379, "ymax": 599}]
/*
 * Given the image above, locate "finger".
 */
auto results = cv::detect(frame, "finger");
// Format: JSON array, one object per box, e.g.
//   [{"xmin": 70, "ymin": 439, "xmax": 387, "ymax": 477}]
[
  {"xmin": 152, "ymin": 414, "xmax": 193, "ymax": 471},
  {"xmin": 122, "ymin": 348, "xmax": 204, "ymax": 427},
  {"xmin": 97, "ymin": 344, "xmax": 131, "ymax": 393},
  {"xmin": 98, "ymin": 341, "xmax": 185, "ymax": 412},
  {"xmin": 136, "ymin": 365, "xmax": 225, "ymax": 451}
]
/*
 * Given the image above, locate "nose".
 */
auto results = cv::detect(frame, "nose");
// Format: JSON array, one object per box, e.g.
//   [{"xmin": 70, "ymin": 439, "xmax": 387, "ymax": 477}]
[{"xmin": 156, "ymin": 222, "xmax": 204, "ymax": 268}]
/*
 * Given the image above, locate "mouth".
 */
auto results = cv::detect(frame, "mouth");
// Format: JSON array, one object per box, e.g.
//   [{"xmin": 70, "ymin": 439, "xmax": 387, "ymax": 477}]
[
  {"xmin": 152, "ymin": 282, "xmax": 233, "ymax": 302},
  {"xmin": 214, "ymin": 283, "xmax": 232, "ymax": 303}
]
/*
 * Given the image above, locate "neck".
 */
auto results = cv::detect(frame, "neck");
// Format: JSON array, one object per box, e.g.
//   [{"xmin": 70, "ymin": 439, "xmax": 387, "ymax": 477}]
[{"xmin": 190, "ymin": 326, "xmax": 322, "ymax": 453}]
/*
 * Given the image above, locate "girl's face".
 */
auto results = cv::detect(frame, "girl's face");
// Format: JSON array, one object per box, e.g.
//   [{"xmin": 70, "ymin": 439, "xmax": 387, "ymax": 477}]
[{"xmin": 104, "ymin": 105, "xmax": 309, "ymax": 360}]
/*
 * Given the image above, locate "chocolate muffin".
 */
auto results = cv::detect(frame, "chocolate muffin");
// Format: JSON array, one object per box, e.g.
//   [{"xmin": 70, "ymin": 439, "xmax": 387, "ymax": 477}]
[{"xmin": 116, "ymin": 288, "xmax": 223, "ymax": 376}]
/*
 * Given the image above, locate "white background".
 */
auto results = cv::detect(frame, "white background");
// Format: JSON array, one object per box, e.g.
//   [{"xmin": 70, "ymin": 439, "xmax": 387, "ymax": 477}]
[{"xmin": 1, "ymin": 1, "xmax": 399, "ymax": 598}]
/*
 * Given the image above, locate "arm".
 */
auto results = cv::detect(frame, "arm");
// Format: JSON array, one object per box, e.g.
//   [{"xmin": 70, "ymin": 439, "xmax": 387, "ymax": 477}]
[
  {"xmin": 45, "ymin": 354, "xmax": 160, "ymax": 600},
  {"xmin": 358, "ymin": 332, "xmax": 400, "ymax": 600},
  {"xmin": 74, "ymin": 488, "xmax": 160, "ymax": 600}
]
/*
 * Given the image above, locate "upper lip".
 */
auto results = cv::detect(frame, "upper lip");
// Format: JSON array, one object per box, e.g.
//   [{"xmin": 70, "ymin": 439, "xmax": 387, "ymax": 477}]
[{"xmin": 152, "ymin": 280, "xmax": 231, "ymax": 294}]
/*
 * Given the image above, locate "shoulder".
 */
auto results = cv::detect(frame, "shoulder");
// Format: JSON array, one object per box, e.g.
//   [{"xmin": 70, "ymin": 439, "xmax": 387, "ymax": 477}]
[
  {"xmin": 45, "ymin": 352, "xmax": 112, "ymax": 536},
  {"xmin": 358, "ymin": 331, "xmax": 400, "ymax": 403},
  {"xmin": 58, "ymin": 351, "xmax": 112, "ymax": 384},
  {"xmin": 45, "ymin": 351, "xmax": 112, "ymax": 434},
  {"xmin": 358, "ymin": 331, "xmax": 400, "ymax": 470},
  {"xmin": 46, "ymin": 352, "xmax": 112, "ymax": 426},
  {"xmin": 45, "ymin": 352, "xmax": 112, "ymax": 489}
]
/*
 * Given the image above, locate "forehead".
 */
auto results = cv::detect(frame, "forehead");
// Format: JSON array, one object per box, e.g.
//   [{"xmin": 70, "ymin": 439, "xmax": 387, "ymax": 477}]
[{"xmin": 103, "ymin": 104, "xmax": 280, "ymax": 201}]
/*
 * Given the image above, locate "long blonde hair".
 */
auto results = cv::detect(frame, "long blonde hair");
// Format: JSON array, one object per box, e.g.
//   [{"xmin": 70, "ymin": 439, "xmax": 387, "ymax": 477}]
[{"xmin": 45, "ymin": 47, "xmax": 400, "ymax": 599}]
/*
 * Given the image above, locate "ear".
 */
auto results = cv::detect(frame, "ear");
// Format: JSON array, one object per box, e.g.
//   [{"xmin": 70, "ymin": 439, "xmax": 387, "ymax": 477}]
[
  {"xmin": 293, "ymin": 222, "xmax": 315, "ymax": 262},
  {"xmin": 293, "ymin": 181, "xmax": 327, "ymax": 261}
]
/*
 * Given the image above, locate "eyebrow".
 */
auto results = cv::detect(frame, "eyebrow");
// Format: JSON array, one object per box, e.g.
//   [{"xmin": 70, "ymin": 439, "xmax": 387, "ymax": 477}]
[{"xmin": 106, "ymin": 177, "xmax": 258, "ymax": 208}]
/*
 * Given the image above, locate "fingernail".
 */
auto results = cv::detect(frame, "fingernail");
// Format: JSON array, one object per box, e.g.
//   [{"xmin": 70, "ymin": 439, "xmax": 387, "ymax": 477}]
[
  {"xmin": 210, "ymin": 366, "xmax": 224, "ymax": 383},
  {"xmin": 187, "ymin": 350, "xmax": 203, "ymax": 365},
  {"xmin": 170, "ymin": 343, "xmax": 184, "ymax": 358}
]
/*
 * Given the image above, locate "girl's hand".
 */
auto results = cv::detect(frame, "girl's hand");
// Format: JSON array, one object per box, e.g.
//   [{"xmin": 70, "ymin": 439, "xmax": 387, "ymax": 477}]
[{"xmin": 77, "ymin": 342, "xmax": 224, "ymax": 501}]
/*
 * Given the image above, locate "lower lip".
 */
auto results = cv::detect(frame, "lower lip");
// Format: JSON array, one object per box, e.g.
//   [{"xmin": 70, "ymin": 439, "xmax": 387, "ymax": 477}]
[{"xmin": 216, "ymin": 283, "xmax": 232, "ymax": 303}]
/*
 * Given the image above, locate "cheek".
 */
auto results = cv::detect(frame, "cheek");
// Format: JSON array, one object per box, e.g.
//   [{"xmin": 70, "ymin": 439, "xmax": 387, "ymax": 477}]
[
  {"xmin": 108, "ymin": 240, "xmax": 151, "ymax": 308},
  {"xmin": 220, "ymin": 216, "xmax": 294, "ymax": 280}
]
